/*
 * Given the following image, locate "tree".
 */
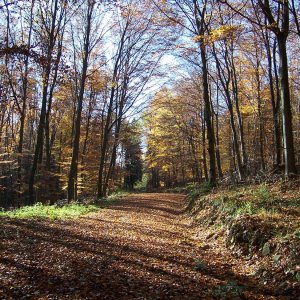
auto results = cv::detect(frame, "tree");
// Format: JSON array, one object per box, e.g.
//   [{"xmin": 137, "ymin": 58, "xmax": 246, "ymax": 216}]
[
  {"xmin": 28, "ymin": 0, "xmax": 68, "ymax": 203},
  {"xmin": 67, "ymin": 0, "xmax": 98, "ymax": 202},
  {"xmin": 122, "ymin": 123, "xmax": 143, "ymax": 190},
  {"xmin": 154, "ymin": 0, "xmax": 218, "ymax": 185},
  {"xmin": 220, "ymin": 0, "xmax": 296, "ymax": 175}
]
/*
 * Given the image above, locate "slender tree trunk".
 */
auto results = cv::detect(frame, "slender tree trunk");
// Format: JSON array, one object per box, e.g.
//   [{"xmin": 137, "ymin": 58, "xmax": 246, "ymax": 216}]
[
  {"xmin": 199, "ymin": 46, "xmax": 217, "ymax": 185},
  {"xmin": 231, "ymin": 60, "xmax": 247, "ymax": 167},
  {"xmin": 193, "ymin": 0, "xmax": 217, "ymax": 185},
  {"xmin": 277, "ymin": 36, "xmax": 296, "ymax": 175},
  {"xmin": 273, "ymin": 41, "xmax": 282, "ymax": 165},
  {"xmin": 228, "ymin": 103, "xmax": 243, "ymax": 180},
  {"xmin": 264, "ymin": 32, "xmax": 281, "ymax": 167},
  {"xmin": 215, "ymin": 110, "xmax": 223, "ymax": 179},
  {"xmin": 97, "ymin": 24, "xmax": 128, "ymax": 198},
  {"xmin": 45, "ymin": 39, "xmax": 63, "ymax": 170},
  {"xmin": 28, "ymin": 69, "xmax": 51, "ymax": 203},
  {"xmin": 212, "ymin": 83, "xmax": 223, "ymax": 179},
  {"xmin": 28, "ymin": 0, "xmax": 59, "ymax": 203},
  {"xmin": 97, "ymin": 91, "xmax": 114, "ymax": 198},
  {"xmin": 255, "ymin": 52, "xmax": 265, "ymax": 171},
  {"xmin": 201, "ymin": 117, "xmax": 208, "ymax": 181},
  {"xmin": 67, "ymin": 3, "xmax": 93, "ymax": 202}
]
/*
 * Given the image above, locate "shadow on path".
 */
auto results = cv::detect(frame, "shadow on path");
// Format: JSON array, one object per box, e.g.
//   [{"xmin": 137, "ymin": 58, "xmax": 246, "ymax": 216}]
[{"xmin": 0, "ymin": 193, "xmax": 288, "ymax": 299}]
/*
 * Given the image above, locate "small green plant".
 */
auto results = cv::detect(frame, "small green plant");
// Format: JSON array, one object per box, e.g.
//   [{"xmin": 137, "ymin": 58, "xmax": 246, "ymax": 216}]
[
  {"xmin": 167, "ymin": 186, "xmax": 187, "ymax": 194},
  {"xmin": 193, "ymin": 258, "xmax": 206, "ymax": 271},
  {"xmin": 253, "ymin": 183, "xmax": 270, "ymax": 202},
  {"xmin": 96, "ymin": 191, "xmax": 127, "ymax": 207},
  {"xmin": 201, "ymin": 182, "xmax": 214, "ymax": 193},
  {"xmin": 212, "ymin": 281, "xmax": 244, "ymax": 299},
  {"xmin": 134, "ymin": 174, "xmax": 149, "ymax": 192},
  {"xmin": 234, "ymin": 202, "xmax": 251, "ymax": 215},
  {"xmin": 215, "ymin": 196, "xmax": 255, "ymax": 217},
  {"xmin": 188, "ymin": 188, "xmax": 201, "ymax": 201}
]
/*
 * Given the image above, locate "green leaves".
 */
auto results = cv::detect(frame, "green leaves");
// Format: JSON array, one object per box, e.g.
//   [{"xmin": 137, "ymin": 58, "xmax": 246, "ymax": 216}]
[
  {"xmin": 193, "ymin": 258, "xmax": 206, "ymax": 271},
  {"xmin": 212, "ymin": 281, "xmax": 244, "ymax": 299}
]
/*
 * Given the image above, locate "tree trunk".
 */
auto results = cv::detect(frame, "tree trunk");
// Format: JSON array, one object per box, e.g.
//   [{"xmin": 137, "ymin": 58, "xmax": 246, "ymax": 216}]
[
  {"xmin": 67, "ymin": 3, "xmax": 93, "ymax": 202},
  {"xmin": 255, "ymin": 51, "xmax": 265, "ymax": 171},
  {"xmin": 277, "ymin": 36, "xmax": 296, "ymax": 175},
  {"xmin": 28, "ymin": 0, "xmax": 59, "ymax": 203},
  {"xmin": 264, "ymin": 32, "xmax": 281, "ymax": 167},
  {"xmin": 193, "ymin": 0, "xmax": 217, "ymax": 185},
  {"xmin": 97, "ymin": 23, "xmax": 128, "ymax": 198},
  {"xmin": 200, "ymin": 46, "xmax": 217, "ymax": 185}
]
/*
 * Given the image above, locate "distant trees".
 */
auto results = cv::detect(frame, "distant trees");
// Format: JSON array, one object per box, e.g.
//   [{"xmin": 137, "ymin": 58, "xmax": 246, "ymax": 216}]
[
  {"xmin": 28, "ymin": 0, "xmax": 68, "ymax": 203},
  {"xmin": 219, "ymin": 0, "xmax": 297, "ymax": 176},
  {"xmin": 145, "ymin": 0, "xmax": 300, "ymax": 188},
  {"xmin": 0, "ymin": 0, "xmax": 299, "ymax": 205},
  {"xmin": 123, "ymin": 123, "xmax": 143, "ymax": 190},
  {"xmin": 145, "ymin": 87, "xmax": 205, "ymax": 186},
  {"xmin": 0, "ymin": 0, "xmax": 160, "ymax": 206}
]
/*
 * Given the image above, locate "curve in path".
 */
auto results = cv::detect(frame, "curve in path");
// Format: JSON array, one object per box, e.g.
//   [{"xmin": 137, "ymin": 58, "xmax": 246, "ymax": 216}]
[{"xmin": 1, "ymin": 193, "xmax": 282, "ymax": 299}]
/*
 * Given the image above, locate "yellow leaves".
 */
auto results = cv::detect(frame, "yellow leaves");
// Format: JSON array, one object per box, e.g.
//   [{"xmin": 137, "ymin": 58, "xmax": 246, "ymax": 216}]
[
  {"xmin": 192, "ymin": 34, "xmax": 207, "ymax": 43},
  {"xmin": 145, "ymin": 87, "xmax": 201, "ymax": 176},
  {"xmin": 111, "ymin": 80, "xmax": 117, "ymax": 88},
  {"xmin": 192, "ymin": 25, "xmax": 243, "ymax": 45},
  {"xmin": 240, "ymin": 104, "xmax": 256, "ymax": 116},
  {"xmin": 162, "ymin": 165, "xmax": 169, "ymax": 172},
  {"xmin": 210, "ymin": 25, "xmax": 242, "ymax": 42}
]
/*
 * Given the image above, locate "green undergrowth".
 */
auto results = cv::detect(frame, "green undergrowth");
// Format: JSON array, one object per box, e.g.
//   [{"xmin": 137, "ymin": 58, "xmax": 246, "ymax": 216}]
[
  {"xmin": 187, "ymin": 182, "xmax": 299, "ymax": 227},
  {"xmin": 0, "ymin": 203, "xmax": 99, "ymax": 220},
  {"xmin": 166, "ymin": 182, "xmax": 214, "ymax": 196},
  {"xmin": 96, "ymin": 191, "xmax": 128, "ymax": 207},
  {"xmin": 185, "ymin": 181, "xmax": 300, "ymax": 287},
  {"xmin": 185, "ymin": 180, "xmax": 299, "ymax": 236},
  {"xmin": 0, "ymin": 192, "xmax": 127, "ymax": 220},
  {"xmin": 206, "ymin": 185, "xmax": 276, "ymax": 217}
]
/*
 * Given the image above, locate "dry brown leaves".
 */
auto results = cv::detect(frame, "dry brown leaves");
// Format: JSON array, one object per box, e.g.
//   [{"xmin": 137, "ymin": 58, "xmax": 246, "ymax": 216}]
[{"xmin": 0, "ymin": 194, "xmax": 293, "ymax": 299}]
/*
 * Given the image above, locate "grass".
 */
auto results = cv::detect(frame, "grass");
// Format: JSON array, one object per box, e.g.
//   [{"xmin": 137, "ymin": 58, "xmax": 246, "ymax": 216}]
[
  {"xmin": 200, "ymin": 183, "xmax": 288, "ymax": 218},
  {"xmin": 0, "ymin": 191, "xmax": 127, "ymax": 220},
  {"xmin": 96, "ymin": 191, "xmax": 128, "ymax": 207},
  {"xmin": 212, "ymin": 281, "xmax": 244, "ymax": 298},
  {"xmin": 186, "ymin": 182, "xmax": 300, "ymax": 241},
  {"xmin": 0, "ymin": 202, "xmax": 100, "ymax": 220},
  {"xmin": 212, "ymin": 195, "xmax": 272, "ymax": 217}
]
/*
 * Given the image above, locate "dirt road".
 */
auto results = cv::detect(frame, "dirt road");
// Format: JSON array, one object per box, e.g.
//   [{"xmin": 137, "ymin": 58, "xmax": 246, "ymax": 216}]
[{"xmin": 0, "ymin": 193, "xmax": 286, "ymax": 299}]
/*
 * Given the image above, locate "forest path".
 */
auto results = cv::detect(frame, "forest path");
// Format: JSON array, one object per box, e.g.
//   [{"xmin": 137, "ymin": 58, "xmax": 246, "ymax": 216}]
[{"xmin": 1, "ymin": 193, "xmax": 281, "ymax": 299}]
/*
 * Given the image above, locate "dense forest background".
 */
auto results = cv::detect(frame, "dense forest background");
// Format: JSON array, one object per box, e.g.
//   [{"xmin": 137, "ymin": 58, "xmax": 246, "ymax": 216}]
[{"xmin": 0, "ymin": 0, "xmax": 299, "ymax": 207}]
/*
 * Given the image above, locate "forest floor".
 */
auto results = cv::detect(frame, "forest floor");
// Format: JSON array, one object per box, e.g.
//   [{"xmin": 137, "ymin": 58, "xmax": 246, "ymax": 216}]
[{"xmin": 0, "ymin": 193, "xmax": 296, "ymax": 299}]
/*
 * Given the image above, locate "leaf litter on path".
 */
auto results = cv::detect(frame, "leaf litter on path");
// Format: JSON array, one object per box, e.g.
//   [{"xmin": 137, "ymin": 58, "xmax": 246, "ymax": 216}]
[{"xmin": 0, "ymin": 193, "xmax": 293, "ymax": 299}]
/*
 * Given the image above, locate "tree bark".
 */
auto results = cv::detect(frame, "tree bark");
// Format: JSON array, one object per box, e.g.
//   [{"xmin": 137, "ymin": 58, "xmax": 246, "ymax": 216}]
[
  {"xmin": 67, "ymin": 2, "xmax": 93, "ymax": 202},
  {"xmin": 277, "ymin": 36, "xmax": 296, "ymax": 174}
]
